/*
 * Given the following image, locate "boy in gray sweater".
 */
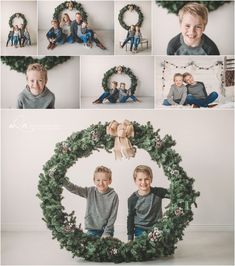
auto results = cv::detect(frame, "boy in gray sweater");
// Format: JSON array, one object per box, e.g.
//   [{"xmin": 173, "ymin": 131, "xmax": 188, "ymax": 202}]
[
  {"xmin": 127, "ymin": 165, "xmax": 169, "ymax": 241},
  {"xmin": 17, "ymin": 63, "xmax": 55, "ymax": 109},
  {"xmin": 64, "ymin": 166, "xmax": 119, "ymax": 238},
  {"xmin": 163, "ymin": 73, "xmax": 187, "ymax": 106}
]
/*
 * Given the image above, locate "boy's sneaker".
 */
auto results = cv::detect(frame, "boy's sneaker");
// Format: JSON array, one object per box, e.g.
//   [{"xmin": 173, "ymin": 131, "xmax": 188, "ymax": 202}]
[
  {"xmin": 47, "ymin": 42, "xmax": 52, "ymax": 49},
  {"xmin": 103, "ymin": 98, "xmax": 109, "ymax": 103},
  {"xmin": 50, "ymin": 43, "xmax": 56, "ymax": 49},
  {"xmin": 208, "ymin": 103, "xmax": 218, "ymax": 108},
  {"xmin": 96, "ymin": 42, "xmax": 106, "ymax": 50}
]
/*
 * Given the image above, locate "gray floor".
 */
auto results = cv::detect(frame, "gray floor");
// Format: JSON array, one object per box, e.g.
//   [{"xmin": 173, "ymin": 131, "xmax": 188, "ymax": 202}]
[
  {"xmin": 81, "ymin": 96, "xmax": 154, "ymax": 109},
  {"xmin": 1, "ymin": 231, "xmax": 234, "ymax": 265},
  {"xmin": 1, "ymin": 43, "xmax": 37, "ymax": 56},
  {"xmin": 38, "ymin": 30, "xmax": 114, "ymax": 56}
]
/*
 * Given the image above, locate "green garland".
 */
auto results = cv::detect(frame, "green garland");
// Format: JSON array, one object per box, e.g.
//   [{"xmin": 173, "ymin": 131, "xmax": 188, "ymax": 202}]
[
  {"xmin": 37, "ymin": 121, "xmax": 200, "ymax": 263},
  {"xmin": 53, "ymin": 1, "xmax": 88, "ymax": 22},
  {"xmin": 9, "ymin": 13, "xmax": 27, "ymax": 28},
  {"xmin": 156, "ymin": 1, "xmax": 230, "ymax": 14},
  {"xmin": 102, "ymin": 66, "xmax": 138, "ymax": 95},
  {"xmin": 1, "ymin": 56, "xmax": 71, "ymax": 73},
  {"xmin": 118, "ymin": 4, "xmax": 144, "ymax": 30}
]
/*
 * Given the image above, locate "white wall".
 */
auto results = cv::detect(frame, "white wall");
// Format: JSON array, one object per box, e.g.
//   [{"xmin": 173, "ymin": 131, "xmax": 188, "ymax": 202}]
[
  {"xmin": 1, "ymin": 1, "xmax": 37, "ymax": 45},
  {"xmin": 155, "ymin": 56, "xmax": 226, "ymax": 102},
  {"xmin": 153, "ymin": 2, "xmax": 234, "ymax": 55},
  {"xmin": 114, "ymin": 1, "xmax": 151, "ymax": 44},
  {"xmin": 81, "ymin": 56, "xmax": 154, "ymax": 97},
  {"xmin": 38, "ymin": 1, "xmax": 114, "ymax": 31},
  {"xmin": 1, "ymin": 110, "xmax": 234, "ymax": 233},
  {"xmin": 1, "ymin": 57, "xmax": 80, "ymax": 109}
]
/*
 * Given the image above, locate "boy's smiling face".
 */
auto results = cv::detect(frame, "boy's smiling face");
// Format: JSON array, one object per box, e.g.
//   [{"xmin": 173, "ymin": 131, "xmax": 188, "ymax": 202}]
[
  {"xmin": 180, "ymin": 13, "xmax": 205, "ymax": 47},
  {"xmin": 174, "ymin": 76, "xmax": 183, "ymax": 87},
  {"xmin": 135, "ymin": 172, "xmax": 152, "ymax": 195},
  {"xmin": 27, "ymin": 70, "xmax": 47, "ymax": 96},
  {"xmin": 94, "ymin": 172, "xmax": 111, "ymax": 193}
]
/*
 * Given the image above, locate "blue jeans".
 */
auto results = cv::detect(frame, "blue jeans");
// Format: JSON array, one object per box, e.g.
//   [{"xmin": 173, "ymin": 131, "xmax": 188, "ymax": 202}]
[
  {"xmin": 47, "ymin": 32, "xmax": 64, "ymax": 44},
  {"xmin": 119, "ymin": 95, "xmax": 137, "ymax": 103},
  {"xmin": 134, "ymin": 227, "xmax": 146, "ymax": 237},
  {"xmin": 80, "ymin": 31, "xmax": 92, "ymax": 44},
  {"xmin": 186, "ymin": 91, "xmax": 218, "ymax": 107},
  {"xmin": 65, "ymin": 35, "xmax": 73, "ymax": 43},
  {"xmin": 122, "ymin": 37, "xmax": 134, "ymax": 51},
  {"xmin": 13, "ymin": 36, "xmax": 20, "ymax": 46},
  {"xmin": 87, "ymin": 229, "xmax": 113, "ymax": 237},
  {"xmin": 134, "ymin": 37, "xmax": 140, "ymax": 50},
  {"xmin": 163, "ymin": 99, "xmax": 186, "ymax": 106},
  {"xmin": 98, "ymin": 92, "xmax": 117, "ymax": 103}
]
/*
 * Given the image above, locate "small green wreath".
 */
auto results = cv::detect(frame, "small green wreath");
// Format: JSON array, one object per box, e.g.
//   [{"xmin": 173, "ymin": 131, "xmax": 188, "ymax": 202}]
[
  {"xmin": 155, "ymin": 1, "xmax": 230, "ymax": 14},
  {"xmin": 53, "ymin": 1, "xmax": 88, "ymax": 22},
  {"xmin": 102, "ymin": 66, "xmax": 138, "ymax": 95},
  {"xmin": 37, "ymin": 120, "xmax": 199, "ymax": 263},
  {"xmin": 118, "ymin": 4, "xmax": 144, "ymax": 30},
  {"xmin": 9, "ymin": 13, "xmax": 27, "ymax": 28},
  {"xmin": 0, "ymin": 56, "xmax": 71, "ymax": 73}
]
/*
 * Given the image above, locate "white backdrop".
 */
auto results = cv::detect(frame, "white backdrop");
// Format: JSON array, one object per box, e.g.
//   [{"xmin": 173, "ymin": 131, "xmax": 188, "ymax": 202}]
[
  {"xmin": 1, "ymin": 1, "xmax": 37, "ymax": 45},
  {"xmin": 1, "ymin": 57, "xmax": 80, "ymax": 109},
  {"xmin": 114, "ymin": 1, "xmax": 152, "ymax": 46},
  {"xmin": 1, "ymin": 110, "xmax": 234, "ymax": 234},
  {"xmin": 81, "ymin": 56, "xmax": 154, "ymax": 97},
  {"xmin": 155, "ymin": 56, "xmax": 225, "ymax": 103},
  {"xmin": 38, "ymin": 1, "xmax": 114, "ymax": 31},
  {"xmin": 153, "ymin": 1, "xmax": 234, "ymax": 55}
]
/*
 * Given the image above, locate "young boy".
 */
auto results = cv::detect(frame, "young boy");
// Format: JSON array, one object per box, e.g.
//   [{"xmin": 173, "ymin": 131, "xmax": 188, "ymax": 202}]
[
  {"xmin": 92, "ymin": 81, "xmax": 119, "ymax": 104},
  {"xmin": 63, "ymin": 166, "xmax": 119, "ymax": 238},
  {"xmin": 167, "ymin": 2, "xmax": 220, "ymax": 55},
  {"xmin": 46, "ymin": 19, "xmax": 64, "ymax": 49},
  {"xmin": 183, "ymin": 72, "xmax": 218, "ymax": 108},
  {"xmin": 163, "ymin": 73, "xmax": 187, "ymax": 106},
  {"xmin": 127, "ymin": 165, "xmax": 169, "ymax": 241},
  {"xmin": 118, "ymin": 82, "xmax": 140, "ymax": 103},
  {"xmin": 17, "ymin": 63, "xmax": 55, "ymax": 109}
]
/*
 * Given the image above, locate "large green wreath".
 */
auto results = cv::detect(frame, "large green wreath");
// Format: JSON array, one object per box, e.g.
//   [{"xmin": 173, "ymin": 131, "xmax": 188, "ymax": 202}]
[
  {"xmin": 0, "ymin": 56, "xmax": 71, "ymax": 73},
  {"xmin": 156, "ymin": 1, "xmax": 230, "ymax": 14},
  {"xmin": 102, "ymin": 66, "xmax": 138, "ymax": 95},
  {"xmin": 53, "ymin": 1, "xmax": 88, "ymax": 22},
  {"xmin": 37, "ymin": 121, "xmax": 199, "ymax": 263},
  {"xmin": 118, "ymin": 4, "xmax": 144, "ymax": 30},
  {"xmin": 9, "ymin": 13, "xmax": 27, "ymax": 28}
]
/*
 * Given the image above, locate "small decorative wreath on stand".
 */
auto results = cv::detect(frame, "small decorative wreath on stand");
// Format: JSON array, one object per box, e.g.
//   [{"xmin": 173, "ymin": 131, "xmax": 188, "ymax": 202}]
[
  {"xmin": 102, "ymin": 66, "xmax": 138, "ymax": 95},
  {"xmin": 9, "ymin": 13, "xmax": 27, "ymax": 28},
  {"xmin": 118, "ymin": 4, "xmax": 144, "ymax": 30},
  {"xmin": 53, "ymin": 1, "xmax": 88, "ymax": 22},
  {"xmin": 0, "ymin": 56, "xmax": 71, "ymax": 73},
  {"xmin": 155, "ymin": 0, "xmax": 230, "ymax": 14},
  {"xmin": 37, "ymin": 120, "xmax": 200, "ymax": 263}
]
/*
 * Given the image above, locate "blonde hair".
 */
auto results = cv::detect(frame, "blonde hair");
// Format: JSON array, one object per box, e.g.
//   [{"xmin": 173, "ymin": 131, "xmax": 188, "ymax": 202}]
[
  {"xmin": 26, "ymin": 63, "xmax": 48, "ymax": 81},
  {"xmin": 94, "ymin": 166, "xmax": 112, "ymax": 180},
  {"xmin": 178, "ymin": 2, "xmax": 208, "ymax": 26},
  {"xmin": 182, "ymin": 72, "xmax": 192, "ymax": 82},
  {"xmin": 173, "ymin": 73, "xmax": 183, "ymax": 81},
  {"xmin": 61, "ymin": 13, "xmax": 71, "ymax": 23},
  {"xmin": 133, "ymin": 165, "xmax": 153, "ymax": 181}
]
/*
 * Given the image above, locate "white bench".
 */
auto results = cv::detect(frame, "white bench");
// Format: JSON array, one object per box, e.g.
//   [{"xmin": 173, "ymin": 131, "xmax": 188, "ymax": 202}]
[{"xmin": 120, "ymin": 38, "xmax": 149, "ymax": 51}]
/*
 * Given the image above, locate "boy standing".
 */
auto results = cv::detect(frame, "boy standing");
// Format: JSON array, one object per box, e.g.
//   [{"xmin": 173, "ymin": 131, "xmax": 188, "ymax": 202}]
[
  {"xmin": 17, "ymin": 63, "xmax": 55, "ymax": 109},
  {"xmin": 127, "ymin": 165, "xmax": 169, "ymax": 241},
  {"xmin": 167, "ymin": 2, "xmax": 220, "ymax": 55},
  {"xmin": 63, "ymin": 166, "xmax": 119, "ymax": 238},
  {"xmin": 163, "ymin": 73, "xmax": 187, "ymax": 106}
]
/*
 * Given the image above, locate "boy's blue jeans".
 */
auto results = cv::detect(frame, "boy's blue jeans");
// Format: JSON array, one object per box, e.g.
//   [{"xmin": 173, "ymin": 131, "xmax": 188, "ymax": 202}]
[
  {"xmin": 163, "ymin": 99, "xmax": 186, "ymax": 106},
  {"xmin": 87, "ymin": 229, "xmax": 114, "ymax": 237},
  {"xmin": 134, "ymin": 227, "xmax": 146, "ymax": 237},
  {"xmin": 119, "ymin": 95, "xmax": 137, "ymax": 103},
  {"xmin": 80, "ymin": 31, "xmax": 92, "ymax": 44},
  {"xmin": 122, "ymin": 37, "xmax": 134, "ymax": 51},
  {"xmin": 98, "ymin": 92, "xmax": 117, "ymax": 103},
  {"xmin": 134, "ymin": 37, "xmax": 140, "ymax": 50},
  {"xmin": 186, "ymin": 91, "xmax": 218, "ymax": 107}
]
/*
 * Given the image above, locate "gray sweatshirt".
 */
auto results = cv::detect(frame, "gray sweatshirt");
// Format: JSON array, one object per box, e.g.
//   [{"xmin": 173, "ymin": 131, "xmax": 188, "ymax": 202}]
[
  {"xmin": 63, "ymin": 180, "xmax": 119, "ymax": 237},
  {"xmin": 167, "ymin": 84, "xmax": 187, "ymax": 105},
  {"xmin": 17, "ymin": 86, "xmax": 55, "ymax": 109},
  {"xmin": 187, "ymin": 82, "xmax": 207, "ymax": 99}
]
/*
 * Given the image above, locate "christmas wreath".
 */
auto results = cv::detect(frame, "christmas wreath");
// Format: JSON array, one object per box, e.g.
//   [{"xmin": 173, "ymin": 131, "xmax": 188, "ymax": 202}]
[
  {"xmin": 9, "ymin": 13, "xmax": 27, "ymax": 28},
  {"xmin": 118, "ymin": 4, "xmax": 144, "ymax": 30},
  {"xmin": 156, "ymin": 1, "xmax": 230, "ymax": 14},
  {"xmin": 102, "ymin": 66, "xmax": 138, "ymax": 95},
  {"xmin": 53, "ymin": 1, "xmax": 88, "ymax": 21},
  {"xmin": 37, "ymin": 120, "xmax": 199, "ymax": 263},
  {"xmin": 0, "ymin": 56, "xmax": 71, "ymax": 73}
]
